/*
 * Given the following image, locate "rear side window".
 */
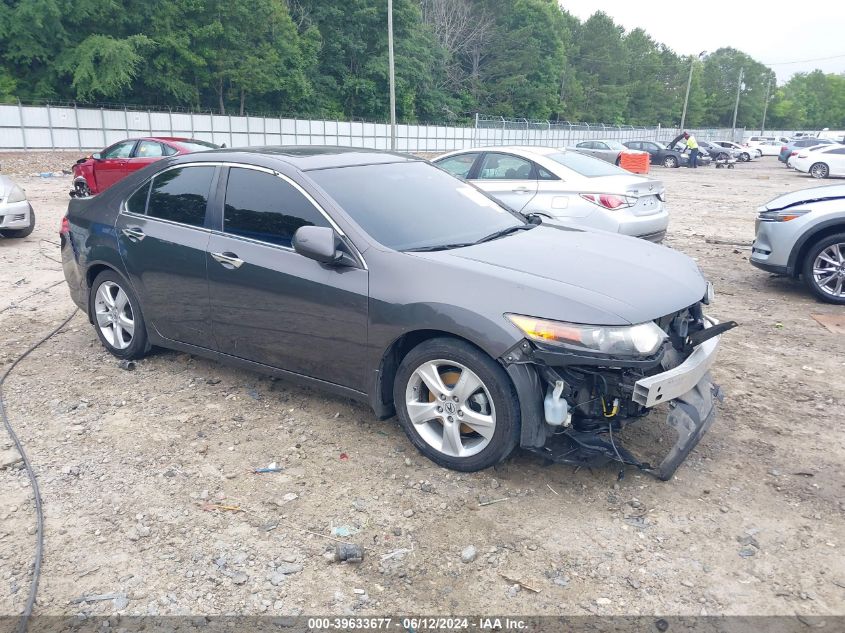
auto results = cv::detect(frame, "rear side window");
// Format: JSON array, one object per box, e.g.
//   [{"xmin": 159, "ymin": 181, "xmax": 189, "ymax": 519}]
[
  {"xmin": 223, "ymin": 167, "xmax": 329, "ymax": 248},
  {"xmin": 126, "ymin": 182, "xmax": 150, "ymax": 214},
  {"xmin": 435, "ymin": 153, "xmax": 479, "ymax": 179},
  {"xmin": 147, "ymin": 166, "xmax": 214, "ymax": 228},
  {"xmin": 135, "ymin": 141, "xmax": 164, "ymax": 158}
]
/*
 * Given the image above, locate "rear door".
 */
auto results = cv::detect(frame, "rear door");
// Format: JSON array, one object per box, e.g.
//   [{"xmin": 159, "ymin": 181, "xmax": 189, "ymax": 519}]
[
  {"xmin": 115, "ymin": 164, "xmax": 217, "ymax": 347},
  {"xmin": 95, "ymin": 140, "xmax": 137, "ymax": 190},
  {"xmin": 467, "ymin": 152, "xmax": 538, "ymax": 212},
  {"xmin": 206, "ymin": 165, "xmax": 369, "ymax": 390}
]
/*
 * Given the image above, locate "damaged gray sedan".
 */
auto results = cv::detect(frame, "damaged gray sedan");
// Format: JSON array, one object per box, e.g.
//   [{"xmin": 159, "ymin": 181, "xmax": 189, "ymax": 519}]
[{"xmin": 60, "ymin": 147, "xmax": 734, "ymax": 480}]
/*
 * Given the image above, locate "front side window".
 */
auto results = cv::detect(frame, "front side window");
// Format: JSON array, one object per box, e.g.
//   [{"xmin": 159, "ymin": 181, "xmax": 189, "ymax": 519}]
[
  {"xmin": 308, "ymin": 161, "xmax": 525, "ymax": 252},
  {"xmin": 477, "ymin": 153, "xmax": 533, "ymax": 180},
  {"xmin": 435, "ymin": 153, "xmax": 479, "ymax": 179},
  {"xmin": 147, "ymin": 166, "xmax": 214, "ymax": 228},
  {"xmin": 135, "ymin": 141, "xmax": 164, "ymax": 158},
  {"xmin": 223, "ymin": 167, "xmax": 329, "ymax": 248},
  {"xmin": 102, "ymin": 141, "xmax": 135, "ymax": 159}
]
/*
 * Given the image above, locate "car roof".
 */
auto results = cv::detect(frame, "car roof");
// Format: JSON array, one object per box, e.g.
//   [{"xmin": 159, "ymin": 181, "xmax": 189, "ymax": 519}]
[{"xmin": 169, "ymin": 145, "xmax": 420, "ymax": 171}]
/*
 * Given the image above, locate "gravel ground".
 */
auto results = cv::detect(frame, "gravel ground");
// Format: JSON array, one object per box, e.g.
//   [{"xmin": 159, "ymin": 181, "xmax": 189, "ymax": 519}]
[{"xmin": 1, "ymin": 152, "xmax": 844, "ymax": 619}]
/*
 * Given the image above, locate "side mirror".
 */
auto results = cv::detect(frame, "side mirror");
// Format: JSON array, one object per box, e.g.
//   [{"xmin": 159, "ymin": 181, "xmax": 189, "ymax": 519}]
[
  {"xmin": 292, "ymin": 225, "xmax": 355, "ymax": 266},
  {"xmin": 92, "ymin": 152, "xmax": 102, "ymax": 160}
]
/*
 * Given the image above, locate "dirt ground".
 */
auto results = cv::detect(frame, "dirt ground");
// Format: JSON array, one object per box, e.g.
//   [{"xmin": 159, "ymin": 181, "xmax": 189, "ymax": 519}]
[{"xmin": 1, "ymin": 151, "xmax": 843, "ymax": 620}]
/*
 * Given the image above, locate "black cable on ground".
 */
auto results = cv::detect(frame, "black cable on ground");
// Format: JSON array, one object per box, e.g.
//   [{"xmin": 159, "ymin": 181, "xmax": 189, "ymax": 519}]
[{"xmin": 0, "ymin": 309, "xmax": 77, "ymax": 633}]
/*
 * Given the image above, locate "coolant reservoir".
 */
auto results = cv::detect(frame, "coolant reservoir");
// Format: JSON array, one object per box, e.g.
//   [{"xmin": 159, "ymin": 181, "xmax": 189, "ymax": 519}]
[{"xmin": 544, "ymin": 380, "xmax": 569, "ymax": 426}]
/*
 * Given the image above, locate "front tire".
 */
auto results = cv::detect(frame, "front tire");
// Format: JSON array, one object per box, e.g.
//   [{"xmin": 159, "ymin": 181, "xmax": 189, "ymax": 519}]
[
  {"xmin": 89, "ymin": 270, "xmax": 150, "ymax": 359},
  {"xmin": 0, "ymin": 207, "xmax": 35, "ymax": 239},
  {"xmin": 803, "ymin": 233, "xmax": 845, "ymax": 304},
  {"xmin": 394, "ymin": 338, "xmax": 520, "ymax": 471},
  {"xmin": 740, "ymin": 152, "xmax": 750, "ymax": 162},
  {"xmin": 662, "ymin": 155, "xmax": 679, "ymax": 168},
  {"xmin": 809, "ymin": 162, "xmax": 829, "ymax": 179}
]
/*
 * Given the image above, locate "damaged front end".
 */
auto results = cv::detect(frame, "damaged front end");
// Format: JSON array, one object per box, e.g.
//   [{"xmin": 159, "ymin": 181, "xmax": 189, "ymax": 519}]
[{"xmin": 502, "ymin": 299, "xmax": 736, "ymax": 480}]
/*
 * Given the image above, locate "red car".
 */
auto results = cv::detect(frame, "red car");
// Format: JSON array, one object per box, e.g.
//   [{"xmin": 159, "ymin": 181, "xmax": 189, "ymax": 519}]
[{"xmin": 70, "ymin": 137, "xmax": 219, "ymax": 197}]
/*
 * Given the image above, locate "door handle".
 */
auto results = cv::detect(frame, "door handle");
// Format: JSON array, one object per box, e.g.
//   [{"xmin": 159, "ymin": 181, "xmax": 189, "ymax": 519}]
[
  {"xmin": 211, "ymin": 251, "xmax": 244, "ymax": 269},
  {"xmin": 512, "ymin": 187, "xmax": 531, "ymax": 194},
  {"xmin": 121, "ymin": 227, "xmax": 145, "ymax": 241}
]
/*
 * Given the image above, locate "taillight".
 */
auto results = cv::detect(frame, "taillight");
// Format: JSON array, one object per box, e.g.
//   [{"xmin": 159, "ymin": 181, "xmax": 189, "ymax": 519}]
[
  {"xmin": 580, "ymin": 194, "xmax": 631, "ymax": 210},
  {"xmin": 790, "ymin": 151, "xmax": 798, "ymax": 157},
  {"xmin": 60, "ymin": 216, "xmax": 70, "ymax": 235}
]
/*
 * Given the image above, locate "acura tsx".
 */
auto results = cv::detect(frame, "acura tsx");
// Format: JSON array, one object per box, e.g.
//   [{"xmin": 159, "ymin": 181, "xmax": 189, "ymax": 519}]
[{"xmin": 60, "ymin": 147, "xmax": 733, "ymax": 478}]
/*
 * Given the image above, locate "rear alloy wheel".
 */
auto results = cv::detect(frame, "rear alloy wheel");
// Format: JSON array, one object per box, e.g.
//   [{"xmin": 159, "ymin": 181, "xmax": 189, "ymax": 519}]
[
  {"xmin": 809, "ymin": 162, "xmax": 829, "ymax": 179},
  {"xmin": 803, "ymin": 233, "xmax": 845, "ymax": 305},
  {"xmin": 394, "ymin": 338, "xmax": 519, "ymax": 471},
  {"xmin": 662, "ymin": 155, "xmax": 679, "ymax": 168},
  {"xmin": 89, "ymin": 271, "xmax": 149, "ymax": 358}
]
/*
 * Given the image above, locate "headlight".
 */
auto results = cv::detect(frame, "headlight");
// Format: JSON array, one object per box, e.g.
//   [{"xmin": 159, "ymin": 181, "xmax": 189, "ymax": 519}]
[
  {"xmin": 757, "ymin": 209, "xmax": 810, "ymax": 222},
  {"xmin": 5, "ymin": 185, "xmax": 27, "ymax": 203},
  {"xmin": 505, "ymin": 314, "xmax": 667, "ymax": 357}
]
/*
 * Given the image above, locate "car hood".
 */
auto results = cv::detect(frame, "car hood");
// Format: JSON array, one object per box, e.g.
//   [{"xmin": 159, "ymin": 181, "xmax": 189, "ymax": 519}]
[
  {"xmin": 762, "ymin": 184, "xmax": 845, "ymax": 211},
  {"xmin": 413, "ymin": 225, "xmax": 706, "ymax": 325}
]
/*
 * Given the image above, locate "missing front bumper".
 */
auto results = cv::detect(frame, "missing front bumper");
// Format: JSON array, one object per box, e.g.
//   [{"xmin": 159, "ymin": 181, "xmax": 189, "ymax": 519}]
[{"xmin": 526, "ymin": 373, "xmax": 721, "ymax": 481}]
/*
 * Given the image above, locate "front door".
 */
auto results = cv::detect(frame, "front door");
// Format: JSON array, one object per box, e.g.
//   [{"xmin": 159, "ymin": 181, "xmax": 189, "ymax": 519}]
[
  {"xmin": 116, "ymin": 164, "xmax": 217, "ymax": 347},
  {"xmin": 468, "ymin": 152, "xmax": 538, "ymax": 212},
  {"xmin": 95, "ymin": 140, "xmax": 137, "ymax": 191},
  {"xmin": 207, "ymin": 166, "xmax": 368, "ymax": 391}
]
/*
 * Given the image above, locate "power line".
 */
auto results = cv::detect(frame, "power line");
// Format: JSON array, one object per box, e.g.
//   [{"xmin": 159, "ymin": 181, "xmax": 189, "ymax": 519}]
[{"xmin": 762, "ymin": 53, "xmax": 845, "ymax": 66}]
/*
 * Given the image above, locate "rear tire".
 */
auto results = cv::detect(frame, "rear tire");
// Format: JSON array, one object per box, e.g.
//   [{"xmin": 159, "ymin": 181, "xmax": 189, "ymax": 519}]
[
  {"xmin": 802, "ymin": 233, "xmax": 845, "ymax": 304},
  {"xmin": 809, "ymin": 162, "xmax": 829, "ymax": 179},
  {"xmin": 0, "ymin": 207, "xmax": 35, "ymax": 239},
  {"xmin": 662, "ymin": 155, "xmax": 679, "ymax": 168},
  {"xmin": 393, "ymin": 338, "xmax": 520, "ymax": 471},
  {"xmin": 89, "ymin": 270, "xmax": 150, "ymax": 359}
]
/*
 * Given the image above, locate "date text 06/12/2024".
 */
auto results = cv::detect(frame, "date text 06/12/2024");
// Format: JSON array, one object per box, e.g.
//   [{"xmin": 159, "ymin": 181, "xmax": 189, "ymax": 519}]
[{"xmin": 306, "ymin": 617, "xmax": 528, "ymax": 630}]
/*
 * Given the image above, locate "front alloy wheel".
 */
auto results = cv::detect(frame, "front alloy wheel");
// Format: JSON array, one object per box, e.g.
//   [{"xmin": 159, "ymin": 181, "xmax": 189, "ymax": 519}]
[
  {"xmin": 804, "ymin": 235, "xmax": 845, "ymax": 304},
  {"xmin": 394, "ymin": 338, "xmax": 520, "ymax": 471}
]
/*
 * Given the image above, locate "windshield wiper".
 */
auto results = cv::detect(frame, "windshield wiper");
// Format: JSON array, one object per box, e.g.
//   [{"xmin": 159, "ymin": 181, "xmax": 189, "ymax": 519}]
[
  {"xmin": 403, "ymin": 242, "xmax": 477, "ymax": 252},
  {"xmin": 473, "ymin": 223, "xmax": 536, "ymax": 244}
]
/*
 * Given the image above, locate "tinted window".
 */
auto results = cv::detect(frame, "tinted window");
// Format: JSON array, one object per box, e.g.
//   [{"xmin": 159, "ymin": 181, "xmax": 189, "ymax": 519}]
[
  {"xmin": 135, "ymin": 141, "xmax": 164, "ymax": 158},
  {"xmin": 308, "ymin": 161, "xmax": 525, "ymax": 251},
  {"xmin": 546, "ymin": 151, "xmax": 626, "ymax": 177},
  {"xmin": 126, "ymin": 182, "xmax": 150, "ymax": 214},
  {"xmin": 147, "ymin": 166, "xmax": 214, "ymax": 227},
  {"xmin": 224, "ymin": 168, "xmax": 329, "ymax": 247},
  {"xmin": 828, "ymin": 147, "xmax": 845, "ymax": 155},
  {"xmin": 478, "ymin": 153, "xmax": 533, "ymax": 179},
  {"xmin": 162, "ymin": 144, "xmax": 178, "ymax": 156},
  {"xmin": 435, "ymin": 153, "xmax": 479, "ymax": 179},
  {"xmin": 102, "ymin": 141, "xmax": 135, "ymax": 159}
]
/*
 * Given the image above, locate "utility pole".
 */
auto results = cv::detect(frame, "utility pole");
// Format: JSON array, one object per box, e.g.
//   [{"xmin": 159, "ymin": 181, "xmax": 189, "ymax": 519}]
[
  {"xmin": 680, "ymin": 51, "xmax": 706, "ymax": 131},
  {"xmin": 731, "ymin": 67, "xmax": 745, "ymax": 141},
  {"xmin": 760, "ymin": 76, "xmax": 773, "ymax": 135},
  {"xmin": 387, "ymin": 0, "xmax": 397, "ymax": 151}
]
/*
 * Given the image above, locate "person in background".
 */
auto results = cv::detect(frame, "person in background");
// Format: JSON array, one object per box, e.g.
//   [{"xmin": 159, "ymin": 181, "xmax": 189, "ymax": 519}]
[{"xmin": 684, "ymin": 131, "xmax": 699, "ymax": 168}]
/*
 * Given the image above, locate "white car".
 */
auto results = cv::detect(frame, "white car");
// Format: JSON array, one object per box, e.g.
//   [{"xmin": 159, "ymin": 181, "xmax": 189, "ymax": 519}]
[
  {"xmin": 754, "ymin": 140, "xmax": 784, "ymax": 157},
  {"xmin": 787, "ymin": 143, "xmax": 834, "ymax": 168},
  {"xmin": 0, "ymin": 175, "xmax": 35, "ymax": 238},
  {"xmin": 433, "ymin": 146, "xmax": 669, "ymax": 242},
  {"xmin": 791, "ymin": 144, "xmax": 845, "ymax": 179},
  {"xmin": 715, "ymin": 141, "xmax": 760, "ymax": 161}
]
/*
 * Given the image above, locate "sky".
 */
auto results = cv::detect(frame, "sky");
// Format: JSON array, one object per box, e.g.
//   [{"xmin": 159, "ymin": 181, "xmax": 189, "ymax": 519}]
[{"xmin": 561, "ymin": 0, "xmax": 845, "ymax": 83}]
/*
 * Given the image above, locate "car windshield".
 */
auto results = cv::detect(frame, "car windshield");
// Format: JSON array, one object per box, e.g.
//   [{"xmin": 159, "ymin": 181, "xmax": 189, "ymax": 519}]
[
  {"xmin": 308, "ymin": 161, "xmax": 526, "ymax": 251},
  {"xmin": 547, "ymin": 151, "xmax": 625, "ymax": 177},
  {"xmin": 177, "ymin": 140, "xmax": 219, "ymax": 152}
]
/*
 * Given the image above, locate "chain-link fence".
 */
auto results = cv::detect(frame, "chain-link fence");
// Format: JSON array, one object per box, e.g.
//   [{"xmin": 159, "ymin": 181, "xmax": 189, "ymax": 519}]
[{"xmin": 0, "ymin": 100, "xmax": 745, "ymax": 152}]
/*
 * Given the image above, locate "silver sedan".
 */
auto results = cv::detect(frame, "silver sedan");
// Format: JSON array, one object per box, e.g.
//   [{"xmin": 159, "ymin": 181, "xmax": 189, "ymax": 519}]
[
  {"xmin": 433, "ymin": 146, "xmax": 669, "ymax": 241},
  {"xmin": 0, "ymin": 174, "xmax": 35, "ymax": 238}
]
